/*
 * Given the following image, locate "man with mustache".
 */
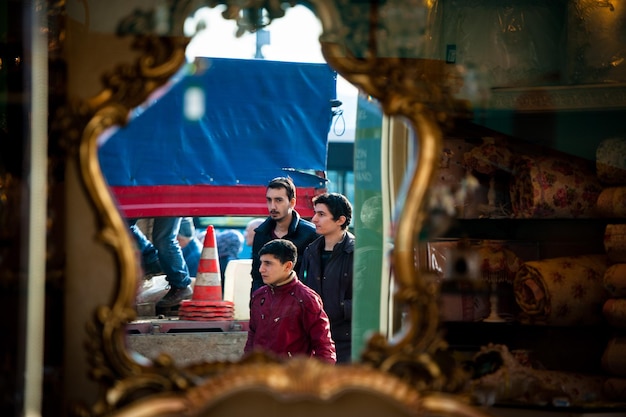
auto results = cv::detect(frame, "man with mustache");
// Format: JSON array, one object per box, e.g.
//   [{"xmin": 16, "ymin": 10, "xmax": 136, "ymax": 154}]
[{"xmin": 250, "ymin": 177, "xmax": 318, "ymax": 293}]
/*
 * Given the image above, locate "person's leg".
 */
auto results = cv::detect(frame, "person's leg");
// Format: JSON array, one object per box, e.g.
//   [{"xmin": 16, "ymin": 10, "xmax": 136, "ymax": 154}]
[
  {"xmin": 129, "ymin": 220, "xmax": 162, "ymax": 275},
  {"xmin": 152, "ymin": 217, "xmax": 191, "ymax": 288},
  {"xmin": 152, "ymin": 217, "xmax": 192, "ymax": 308}
]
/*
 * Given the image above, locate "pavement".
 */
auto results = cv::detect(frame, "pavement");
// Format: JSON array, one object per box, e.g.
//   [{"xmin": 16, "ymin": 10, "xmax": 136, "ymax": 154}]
[{"xmin": 129, "ymin": 274, "xmax": 248, "ymax": 366}]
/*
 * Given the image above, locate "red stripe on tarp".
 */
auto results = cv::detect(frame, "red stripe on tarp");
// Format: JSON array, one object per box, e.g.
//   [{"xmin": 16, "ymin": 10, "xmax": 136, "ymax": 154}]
[{"xmin": 108, "ymin": 185, "xmax": 318, "ymax": 218}]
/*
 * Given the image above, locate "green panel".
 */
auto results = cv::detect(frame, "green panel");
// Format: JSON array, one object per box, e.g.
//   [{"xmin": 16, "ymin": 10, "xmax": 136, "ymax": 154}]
[{"xmin": 351, "ymin": 96, "xmax": 384, "ymax": 360}]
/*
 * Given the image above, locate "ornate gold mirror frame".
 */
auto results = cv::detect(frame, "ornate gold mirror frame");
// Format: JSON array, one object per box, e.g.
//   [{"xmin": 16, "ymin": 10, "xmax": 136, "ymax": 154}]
[{"xmin": 58, "ymin": 1, "xmax": 474, "ymax": 415}]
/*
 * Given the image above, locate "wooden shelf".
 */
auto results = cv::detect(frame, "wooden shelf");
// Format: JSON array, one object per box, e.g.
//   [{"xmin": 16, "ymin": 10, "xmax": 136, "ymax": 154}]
[
  {"xmin": 489, "ymin": 83, "xmax": 626, "ymax": 112},
  {"xmin": 442, "ymin": 218, "xmax": 607, "ymax": 245},
  {"xmin": 488, "ymin": 404, "xmax": 626, "ymax": 417},
  {"xmin": 443, "ymin": 321, "xmax": 614, "ymax": 374}
]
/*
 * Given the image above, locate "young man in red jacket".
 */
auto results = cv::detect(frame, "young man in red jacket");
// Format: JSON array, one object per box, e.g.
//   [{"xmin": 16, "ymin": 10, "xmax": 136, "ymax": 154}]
[{"xmin": 244, "ymin": 239, "xmax": 336, "ymax": 364}]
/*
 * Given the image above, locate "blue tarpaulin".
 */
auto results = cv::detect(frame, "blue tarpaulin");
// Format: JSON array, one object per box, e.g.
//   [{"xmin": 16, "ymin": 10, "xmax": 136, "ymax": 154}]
[{"xmin": 98, "ymin": 57, "xmax": 337, "ymax": 190}]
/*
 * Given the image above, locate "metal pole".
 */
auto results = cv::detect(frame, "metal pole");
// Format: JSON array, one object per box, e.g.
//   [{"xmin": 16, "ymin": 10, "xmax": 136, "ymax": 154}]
[{"xmin": 23, "ymin": 0, "xmax": 48, "ymax": 415}]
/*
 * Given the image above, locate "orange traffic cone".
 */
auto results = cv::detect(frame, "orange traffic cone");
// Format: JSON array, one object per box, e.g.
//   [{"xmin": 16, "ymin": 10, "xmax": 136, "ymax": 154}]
[
  {"xmin": 192, "ymin": 224, "xmax": 222, "ymax": 301},
  {"xmin": 179, "ymin": 225, "xmax": 235, "ymax": 321}
]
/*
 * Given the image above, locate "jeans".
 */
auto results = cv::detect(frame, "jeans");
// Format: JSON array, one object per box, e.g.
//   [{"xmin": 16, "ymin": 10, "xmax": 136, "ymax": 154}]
[{"xmin": 129, "ymin": 217, "xmax": 191, "ymax": 289}]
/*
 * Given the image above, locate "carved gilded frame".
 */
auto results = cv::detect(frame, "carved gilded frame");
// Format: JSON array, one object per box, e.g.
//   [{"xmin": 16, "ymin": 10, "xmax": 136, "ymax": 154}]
[
  {"xmin": 58, "ymin": 1, "xmax": 475, "ymax": 415},
  {"xmin": 106, "ymin": 358, "xmax": 488, "ymax": 417}
]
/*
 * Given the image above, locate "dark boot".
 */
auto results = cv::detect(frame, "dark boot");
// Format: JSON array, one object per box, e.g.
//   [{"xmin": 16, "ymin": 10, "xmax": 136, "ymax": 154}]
[{"xmin": 156, "ymin": 286, "xmax": 193, "ymax": 308}]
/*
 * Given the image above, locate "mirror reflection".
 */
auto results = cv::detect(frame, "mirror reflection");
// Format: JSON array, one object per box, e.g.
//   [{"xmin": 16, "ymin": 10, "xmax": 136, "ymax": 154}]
[
  {"xmin": 62, "ymin": 0, "xmax": 626, "ymax": 413},
  {"xmin": 96, "ymin": 4, "xmax": 394, "ymax": 367}
]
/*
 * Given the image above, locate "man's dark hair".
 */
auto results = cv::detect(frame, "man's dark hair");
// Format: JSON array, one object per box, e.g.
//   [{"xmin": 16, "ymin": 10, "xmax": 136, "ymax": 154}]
[
  {"xmin": 267, "ymin": 176, "xmax": 296, "ymax": 200},
  {"xmin": 259, "ymin": 239, "xmax": 298, "ymax": 265},
  {"xmin": 312, "ymin": 193, "xmax": 353, "ymax": 230}
]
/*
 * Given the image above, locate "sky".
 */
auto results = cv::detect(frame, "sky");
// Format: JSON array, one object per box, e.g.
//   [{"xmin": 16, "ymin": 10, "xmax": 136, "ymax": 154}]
[{"xmin": 183, "ymin": 5, "xmax": 359, "ymax": 142}]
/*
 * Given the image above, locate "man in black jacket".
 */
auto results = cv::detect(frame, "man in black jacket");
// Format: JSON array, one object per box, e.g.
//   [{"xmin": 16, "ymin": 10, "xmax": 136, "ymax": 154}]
[
  {"xmin": 250, "ymin": 177, "xmax": 318, "ymax": 293},
  {"xmin": 301, "ymin": 193, "xmax": 354, "ymax": 364}
]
